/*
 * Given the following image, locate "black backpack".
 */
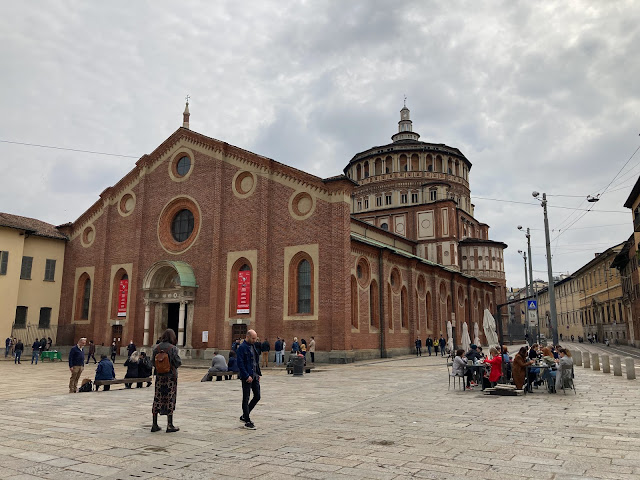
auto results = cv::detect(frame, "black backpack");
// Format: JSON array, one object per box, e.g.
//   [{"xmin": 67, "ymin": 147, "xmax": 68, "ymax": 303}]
[{"xmin": 78, "ymin": 380, "xmax": 93, "ymax": 392}]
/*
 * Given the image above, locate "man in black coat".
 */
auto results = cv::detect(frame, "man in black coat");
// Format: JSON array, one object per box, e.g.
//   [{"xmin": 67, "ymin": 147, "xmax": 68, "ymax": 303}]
[
  {"xmin": 439, "ymin": 336, "xmax": 446, "ymax": 357},
  {"xmin": 425, "ymin": 337, "xmax": 434, "ymax": 356},
  {"xmin": 127, "ymin": 341, "xmax": 136, "ymax": 357}
]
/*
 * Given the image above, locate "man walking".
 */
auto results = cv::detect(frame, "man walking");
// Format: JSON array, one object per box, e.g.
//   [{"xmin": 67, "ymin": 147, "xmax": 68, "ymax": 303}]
[
  {"xmin": 439, "ymin": 335, "xmax": 446, "ymax": 357},
  {"xmin": 86, "ymin": 340, "xmax": 97, "ymax": 364},
  {"xmin": 261, "ymin": 338, "xmax": 270, "ymax": 368},
  {"xmin": 127, "ymin": 340, "xmax": 136, "ymax": 358},
  {"xmin": 237, "ymin": 329, "xmax": 261, "ymax": 430},
  {"xmin": 309, "ymin": 336, "xmax": 316, "ymax": 363},
  {"xmin": 110, "ymin": 341, "xmax": 117, "ymax": 362},
  {"xmin": 69, "ymin": 338, "xmax": 86, "ymax": 393},
  {"xmin": 5, "ymin": 337, "xmax": 11, "ymax": 357},
  {"xmin": 274, "ymin": 337, "xmax": 283, "ymax": 366},
  {"xmin": 31, "ymin": 339, "xmax": 40, "ymax": 364},
  {"xmin": 14, "ymin": 339, "xmax": 24, "ymax": 364},
  {"xmin": 415, "ymin": 337, "xmax": 422, "ymax": 356},
  {"xmin": 426, "ymin": 336, "xmax": 433, "ymax": 356}
]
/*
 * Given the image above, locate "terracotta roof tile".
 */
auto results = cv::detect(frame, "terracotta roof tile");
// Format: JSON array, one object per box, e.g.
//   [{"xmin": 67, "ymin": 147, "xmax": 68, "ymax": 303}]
[{"xmin": 0, "ymin": 212, "xmax": 68, "ymax": 240}]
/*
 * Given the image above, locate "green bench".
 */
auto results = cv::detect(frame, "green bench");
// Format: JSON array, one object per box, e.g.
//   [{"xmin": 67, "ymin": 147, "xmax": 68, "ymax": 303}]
[{"xmin": 40, "ymin": 351, "xmax": 62, "ymax": 361}]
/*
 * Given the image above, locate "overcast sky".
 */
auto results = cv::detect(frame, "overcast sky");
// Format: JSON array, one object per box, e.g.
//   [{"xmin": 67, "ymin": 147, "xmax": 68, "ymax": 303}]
[{"xmin": 1, "ymin": 1, "xmax": 639, "ymax": 289}]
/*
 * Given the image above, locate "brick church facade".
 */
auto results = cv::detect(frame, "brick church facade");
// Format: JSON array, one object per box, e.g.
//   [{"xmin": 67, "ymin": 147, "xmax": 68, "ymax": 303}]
[{"xmin": 56, "ymin": 104, "xmax": 506, "ymax": 361}]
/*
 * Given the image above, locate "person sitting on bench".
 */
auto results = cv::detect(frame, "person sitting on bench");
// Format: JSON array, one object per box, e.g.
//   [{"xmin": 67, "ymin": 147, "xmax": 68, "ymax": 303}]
[
  {"xmin": 201, "ymin": 350, "xmax": 228, "ymax": 381},
  {"xmin": 227, "ymin": 351, "xmax": 239, "ymax": 380},
  {"xmin": 95, "ymin": 354, "xmax": 115, "ymax": 390}
]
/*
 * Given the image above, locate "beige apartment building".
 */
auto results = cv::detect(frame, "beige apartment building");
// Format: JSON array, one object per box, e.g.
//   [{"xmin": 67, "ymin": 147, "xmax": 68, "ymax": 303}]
[
  {"xmin": 538, "ymin": 276, "xmax": 583, "ymax": 342},
  {"xmin": 0, "ymin": 213, "xmax": 67, "ymax": 345}
]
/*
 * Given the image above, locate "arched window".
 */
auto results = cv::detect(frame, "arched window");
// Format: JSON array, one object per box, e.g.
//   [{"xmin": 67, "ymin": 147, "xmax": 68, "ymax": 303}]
[
  {"xmin": 370, "ymin": 280, "xmax": 379, "ymax": 329},
  {"xmin": 288, "ymin": 253, "xmax": 314, "ymax": 315},
  {"xmin": 230, "ymin": 259, "xmax": 253, "ymax": 317},
  {"xmin": 298, "ymin": 260, "xmax": 312, "ymax": 313},
  {"xmin": 401, "ymin": 287, "xmax": 408, "ymax": 329},
  {"xmin": 351, "ymin": 275, "xmax": 358, "ymax": 328},
  {"xmin": 387, "ymin": 283, "xmax": 393, "ymax": 330},
  {"xmin": 425, "ymin": 291, "xmax": 431, "ymax": 330},
  {"xmin": 111, "ymin": 269, "xmax": 129, "ymax": 319},
  {"xmin": 76, "ymin": 273, "xmax": 92, "ymax": 321}
]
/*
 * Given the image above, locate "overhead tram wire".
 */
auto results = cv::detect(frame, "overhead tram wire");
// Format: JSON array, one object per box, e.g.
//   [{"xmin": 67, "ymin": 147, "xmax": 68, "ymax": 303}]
[
  {"xmin": 0, "ymin": 139, "xmax": 138, "ymax": 159},
  {"xmin": 471, "ymin": 196, "xmax": 626, "ymax": 212}
]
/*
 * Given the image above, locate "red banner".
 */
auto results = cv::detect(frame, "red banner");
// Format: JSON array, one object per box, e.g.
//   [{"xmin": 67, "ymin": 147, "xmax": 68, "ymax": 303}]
[
  {"xmin": 237, "ymin": 271, "xmax": 251, "ymax": 314},
  {"xmin": 117, "ymin": 279, "xmax": 129, "ymax": 317}
]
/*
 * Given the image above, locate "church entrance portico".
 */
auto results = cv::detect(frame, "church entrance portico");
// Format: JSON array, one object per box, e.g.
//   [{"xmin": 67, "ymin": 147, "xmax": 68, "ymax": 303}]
[{"xmin": 142, "ymin": 261, "xmax": 197, "ymax": 348}]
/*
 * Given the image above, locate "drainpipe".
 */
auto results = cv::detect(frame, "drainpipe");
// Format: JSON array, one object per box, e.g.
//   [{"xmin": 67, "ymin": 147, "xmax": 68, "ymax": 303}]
[{"xmin": 450, "ymin": 275, "xmax": 456, "ymax": 351}]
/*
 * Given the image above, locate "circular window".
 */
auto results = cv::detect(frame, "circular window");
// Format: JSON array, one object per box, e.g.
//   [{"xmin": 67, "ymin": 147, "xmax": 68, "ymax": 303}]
[
  {"xmin": 81, "ymin": 225, "xmax": 96, "ymax": 247},
  {"xmin": 158, "ymin": 196, "xmax": 201, "ymax": 254},
  {"xmin": 176, "ymin": 156, "xmax": 191, "ymax": 177},
  {"xmin": 289, "ymin": 191, "xmax": 316, "ymax": 220},
  {"xmin": 118, "ymin": 192, "xmax": 136, "ymax": 217},
  {"xmin": 380, "ymin": 223, "xmax": 389, "ymax": 231},
  {"xmin": 171, "ymin": 209, "xmax": 194, "ymax": 242},
  {"xmin": 233, "ymin": 171, "xmax": 257, "ymax": 198}
]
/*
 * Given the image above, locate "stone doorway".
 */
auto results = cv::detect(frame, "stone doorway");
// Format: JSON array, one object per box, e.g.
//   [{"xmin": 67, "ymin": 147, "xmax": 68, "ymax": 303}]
[
  {"xmin": 167, "ymin": 303, "xmax": 187, "ymax": 347},
  {"xmin": 111, "ymin": 325, "xmax": 123, "ymax": 352}
]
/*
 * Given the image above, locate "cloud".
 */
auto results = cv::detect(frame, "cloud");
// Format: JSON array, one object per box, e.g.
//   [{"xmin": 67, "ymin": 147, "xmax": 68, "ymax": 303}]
[{"xmin": 1, "ymin": 0, "xmax": 639, "ymax": 287}]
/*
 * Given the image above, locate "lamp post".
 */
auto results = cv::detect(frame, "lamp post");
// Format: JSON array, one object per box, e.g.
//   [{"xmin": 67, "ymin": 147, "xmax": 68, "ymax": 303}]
[
  {"xmin": 518, "ymin": 225, "xmax": 540, "ymax": 344},
  {"xmin": 532, "ymin": 191, "xmax": 558, "ymax": 345}
]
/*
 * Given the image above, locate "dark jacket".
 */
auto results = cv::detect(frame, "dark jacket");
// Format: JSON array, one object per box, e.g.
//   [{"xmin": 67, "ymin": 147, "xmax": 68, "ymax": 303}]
[
  {"xmin": 237, "ymin": 341, "xmax": 261, "ymax": 380},
  {"xmin": 439, "ymin": 337, "xmax": 446, "ymax": 348},
  {"xmin": 95, "ymin": 358, "xmax": 115, "ymax": 381},
  {"xmin": 15, "ymin": 341, "xmax": 24, "ymax": 352},
  {"xmin": 127, "ymin": 343, "xmax": 137, "ymax": 356},
  {"xmin": 254, "ymin": 342, "xmax": 262, "ymax": 355},
  {"xmin": 138, "ymin": 357, "xmax": 153, "ymax": 377},
  {"xmin": 291, "ymin": 341, "xmax": 300, "ymax": 353},
  {"xmin": 466, "ymin": 349, "xmax": 483, "ymax": 363},
  {"xmin": 68, "ymin": 345, "xmax": 84, "ymax": 367},
  {"xmin": 274, "ymin": 339, "xmax": 283, "ymax": 352},
  {"xmin": 32, "ymin": 340, "xmax": 40, "ymax": 351},
  {"xmin": 227, "ymin": 356, "xmax": 239, "ymax": 372},
  {"xmin": 426, "ymin": 338, "xmax": 434, "ymax": 347},
  {"xmin": 261, "ymin": 341, "xmax": 270, "ymax": 352},
  {"xmin": 39, "ymin": 338, "xmax": 47, "ymax": 351},
  {"xmin": 124, "ymin": 358, "xmax": 139, "ymax": 378},
  {"xmin": 415, "ymin": 339, "xmax": 422, "ymax": 348},
  {"xmin": 152, "ymin": 342, "xmax": 181, "ymax": 377},
  {"xmin": 88, "ymin": 343, "xmax": 96, "ymax": 355}
]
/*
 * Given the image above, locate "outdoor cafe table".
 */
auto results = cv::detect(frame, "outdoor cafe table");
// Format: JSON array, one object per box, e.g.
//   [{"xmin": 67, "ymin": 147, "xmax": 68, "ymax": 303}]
[
  {"xmin": 524, "ymin": 363, "xmax": 554, "ymax": 394},
  {"xmin": 40, "ymin": 350, "xmax": 62, "ymax": 361}
]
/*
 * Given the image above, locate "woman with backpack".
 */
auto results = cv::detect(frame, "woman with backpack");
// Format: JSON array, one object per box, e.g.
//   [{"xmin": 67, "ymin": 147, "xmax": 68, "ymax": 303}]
[{"xmin": 151, "ymin": 329, "xmax": 182, "ymax": 433}]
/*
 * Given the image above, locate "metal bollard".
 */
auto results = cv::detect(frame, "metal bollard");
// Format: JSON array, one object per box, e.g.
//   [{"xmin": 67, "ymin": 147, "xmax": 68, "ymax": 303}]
[
  {"xmin": 612, "ymin": 356, "xmax": 622, "ymax": 376},
  {"xmin": 583, "ymin": 354, "xmax": 591, "ymax": 368},
  {"xmin": 602, "ymin": 354, "xmax": 610, "ymax": 373},
  {"xmin": 592, "ymin": 353, "xmax": 600, "ymax": 371},
  {"xmin": 626, "ymin": 357, "xmax": 636, "ymax": 380},
  {"xmin": 573, "ymin": 350, "xmax": 582, "ymax": 366}
]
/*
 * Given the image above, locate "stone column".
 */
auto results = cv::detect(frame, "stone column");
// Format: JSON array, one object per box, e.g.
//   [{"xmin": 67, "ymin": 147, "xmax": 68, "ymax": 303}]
[
  {"xmin": 625, "ymin": 357, "xmax": 636, "ymax": 380},
  {"xmin": 178, "ymin": 301, "xmax": 186, "ymax": 346},
  {"xmin": 583, "ymin": 353, "xmax": 590, "ymax": 368},
  {"xmin": 592, "ymin": 353, "xmax": 600, "ymax": 371},
  {"xmin": 612, "ymin": 356, "xmax": 622, "ymax": 376},
  {"xmin": 601, "ymin": 354, "xmax": 610, "ymax": 373},
  {"xmin": 143, "ymin": 300, "xmax": 151, "ymax": 346}
]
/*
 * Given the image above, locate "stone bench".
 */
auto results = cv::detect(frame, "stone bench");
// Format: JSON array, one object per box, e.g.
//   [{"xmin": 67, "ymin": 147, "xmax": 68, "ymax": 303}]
[
  {"xmin": 94, "ymin": 377, "xmax": 152, "ymax": 390},
  {"xmin": 286, "ymin": 366, "xmax": 315, "ymax": 375}
]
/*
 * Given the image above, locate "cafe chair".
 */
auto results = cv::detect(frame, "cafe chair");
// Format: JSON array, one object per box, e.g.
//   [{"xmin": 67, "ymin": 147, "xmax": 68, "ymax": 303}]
[
  {"xmin": 559, "ymin": 366, "xmax": 576, "ymax": 395},
  {"xmin": 447, "ymin": 362, "xmax": 464, "ymax": 390}
]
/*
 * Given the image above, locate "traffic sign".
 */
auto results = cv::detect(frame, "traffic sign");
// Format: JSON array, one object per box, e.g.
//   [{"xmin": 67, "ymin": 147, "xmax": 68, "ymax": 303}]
[
  {"xmin": 528, "ymin": 310, "xmax": 538, "ymax": 327},
  {"xmin": 527, "ymin": 300, "xmax": 537, "ymax": 310}
]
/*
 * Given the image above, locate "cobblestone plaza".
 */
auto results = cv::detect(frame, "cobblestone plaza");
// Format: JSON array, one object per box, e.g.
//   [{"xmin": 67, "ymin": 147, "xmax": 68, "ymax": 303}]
[{"xmin": 0, "ymin": 343, "xmax": 638, "ymax": 480}]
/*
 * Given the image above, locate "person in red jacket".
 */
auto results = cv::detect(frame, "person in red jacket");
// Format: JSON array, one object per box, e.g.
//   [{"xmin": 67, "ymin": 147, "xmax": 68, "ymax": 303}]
[{"xmin": 484, "ymin": 347, "xmax": 503, "ymax": 387}]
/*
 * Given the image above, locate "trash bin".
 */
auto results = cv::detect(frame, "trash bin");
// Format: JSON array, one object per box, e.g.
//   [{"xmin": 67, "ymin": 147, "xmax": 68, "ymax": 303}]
[{"xmin": 292, "ymin": 355, "xmax": 304, "ymax": 376}]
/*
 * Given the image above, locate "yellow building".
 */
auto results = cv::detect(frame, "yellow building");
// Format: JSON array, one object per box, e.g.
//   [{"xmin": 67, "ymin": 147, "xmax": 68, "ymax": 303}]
[
  {"xmin": 0, "ymin": 213, "xmax": 67, "ymax": 345},
  {"xmin": 538, "ymin": 275, "xmax": 583, "ymax": 343}
]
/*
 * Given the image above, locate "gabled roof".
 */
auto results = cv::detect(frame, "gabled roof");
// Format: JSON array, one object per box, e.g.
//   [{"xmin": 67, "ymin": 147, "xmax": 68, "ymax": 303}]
[
  {"xmin": 0, "ymin": 212, "xmax": 68, "ymax": 240},
  {"xmin": 623, "ymin": 176, "xmax": 640, "ymax": 208}
]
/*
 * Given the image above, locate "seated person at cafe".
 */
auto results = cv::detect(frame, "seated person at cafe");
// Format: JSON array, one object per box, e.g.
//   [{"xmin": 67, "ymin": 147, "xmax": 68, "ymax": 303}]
[
  {"xmin": 465, "ymin": 344, "xmax": 483, "ymax": 363},
  {"xmin": 452, "ymin": 349, "xmax": 474, "ymax": 390},
  {"xmin": 484, "ymin": 347, "xmax": 503, "ymax": 387},
  {"xmin": 539, "ymin": 347, "xmax": 557, "ymax": 391},
  {"xmin": 528, "ymin": 344, "xmax": 540, "ymax": 360},
  {"xmin": 476, "ymin": 346, "xmax": 486, "ymax": 359},
  {"xmin": 512, "ymin": 346, "xmax": 534, "ymax": 390},
  {"xmin": 555, "ymin": 348, "xmax": 574, "ymax": 391},
  {"xmin": 501, "ymin": 345, "xmax": 512, "ymax": 381}
]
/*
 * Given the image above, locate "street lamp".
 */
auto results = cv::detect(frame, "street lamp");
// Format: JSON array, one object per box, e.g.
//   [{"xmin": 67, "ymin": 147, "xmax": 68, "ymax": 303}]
[
  {"xmin": 518, "ymin": 225, "xmax": 540, "ymax": 343},
  {"xmin": 532, "ymin": 191, "xmax": 558, "ymax": 345}
]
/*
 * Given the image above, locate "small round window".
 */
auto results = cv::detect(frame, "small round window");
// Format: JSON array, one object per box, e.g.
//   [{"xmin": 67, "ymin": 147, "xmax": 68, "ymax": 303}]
[
  {"xmin": 176, "ymin": 156, "xmax": 191, "ymax": 177},
  {"xmin": 380, "ymin": 223, "xmax": 389, "ymax": 231},
  {"xmin": 171, "ymin": 209, "xmax": 194, "ymax": 242}
]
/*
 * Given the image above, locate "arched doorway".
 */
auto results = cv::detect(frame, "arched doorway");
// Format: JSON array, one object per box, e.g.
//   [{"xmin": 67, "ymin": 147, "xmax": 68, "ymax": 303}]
[{"xmin": 142, "ymin": 261, "xmax": 198, "ymax": 348}]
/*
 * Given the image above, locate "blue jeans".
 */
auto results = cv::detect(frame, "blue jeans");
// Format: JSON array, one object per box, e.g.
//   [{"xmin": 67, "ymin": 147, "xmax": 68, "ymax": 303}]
[
  {"xmin": 15, "ymin": 350, "xmax": 22, "ymax": 363},
  {"xmin": 4, "ymin": 346, "xmax": 9, "ymax": 358},
  {"xmin": 427, "ymin": 346, "xmax": 432, "ymax": 355},
  {"xmin": 31, "ymin": 350, "xmax": 39, "ymax": 364},
  {"xmin": 275, "ymin": 351, "xmax": 283, "ymax": 365}
]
